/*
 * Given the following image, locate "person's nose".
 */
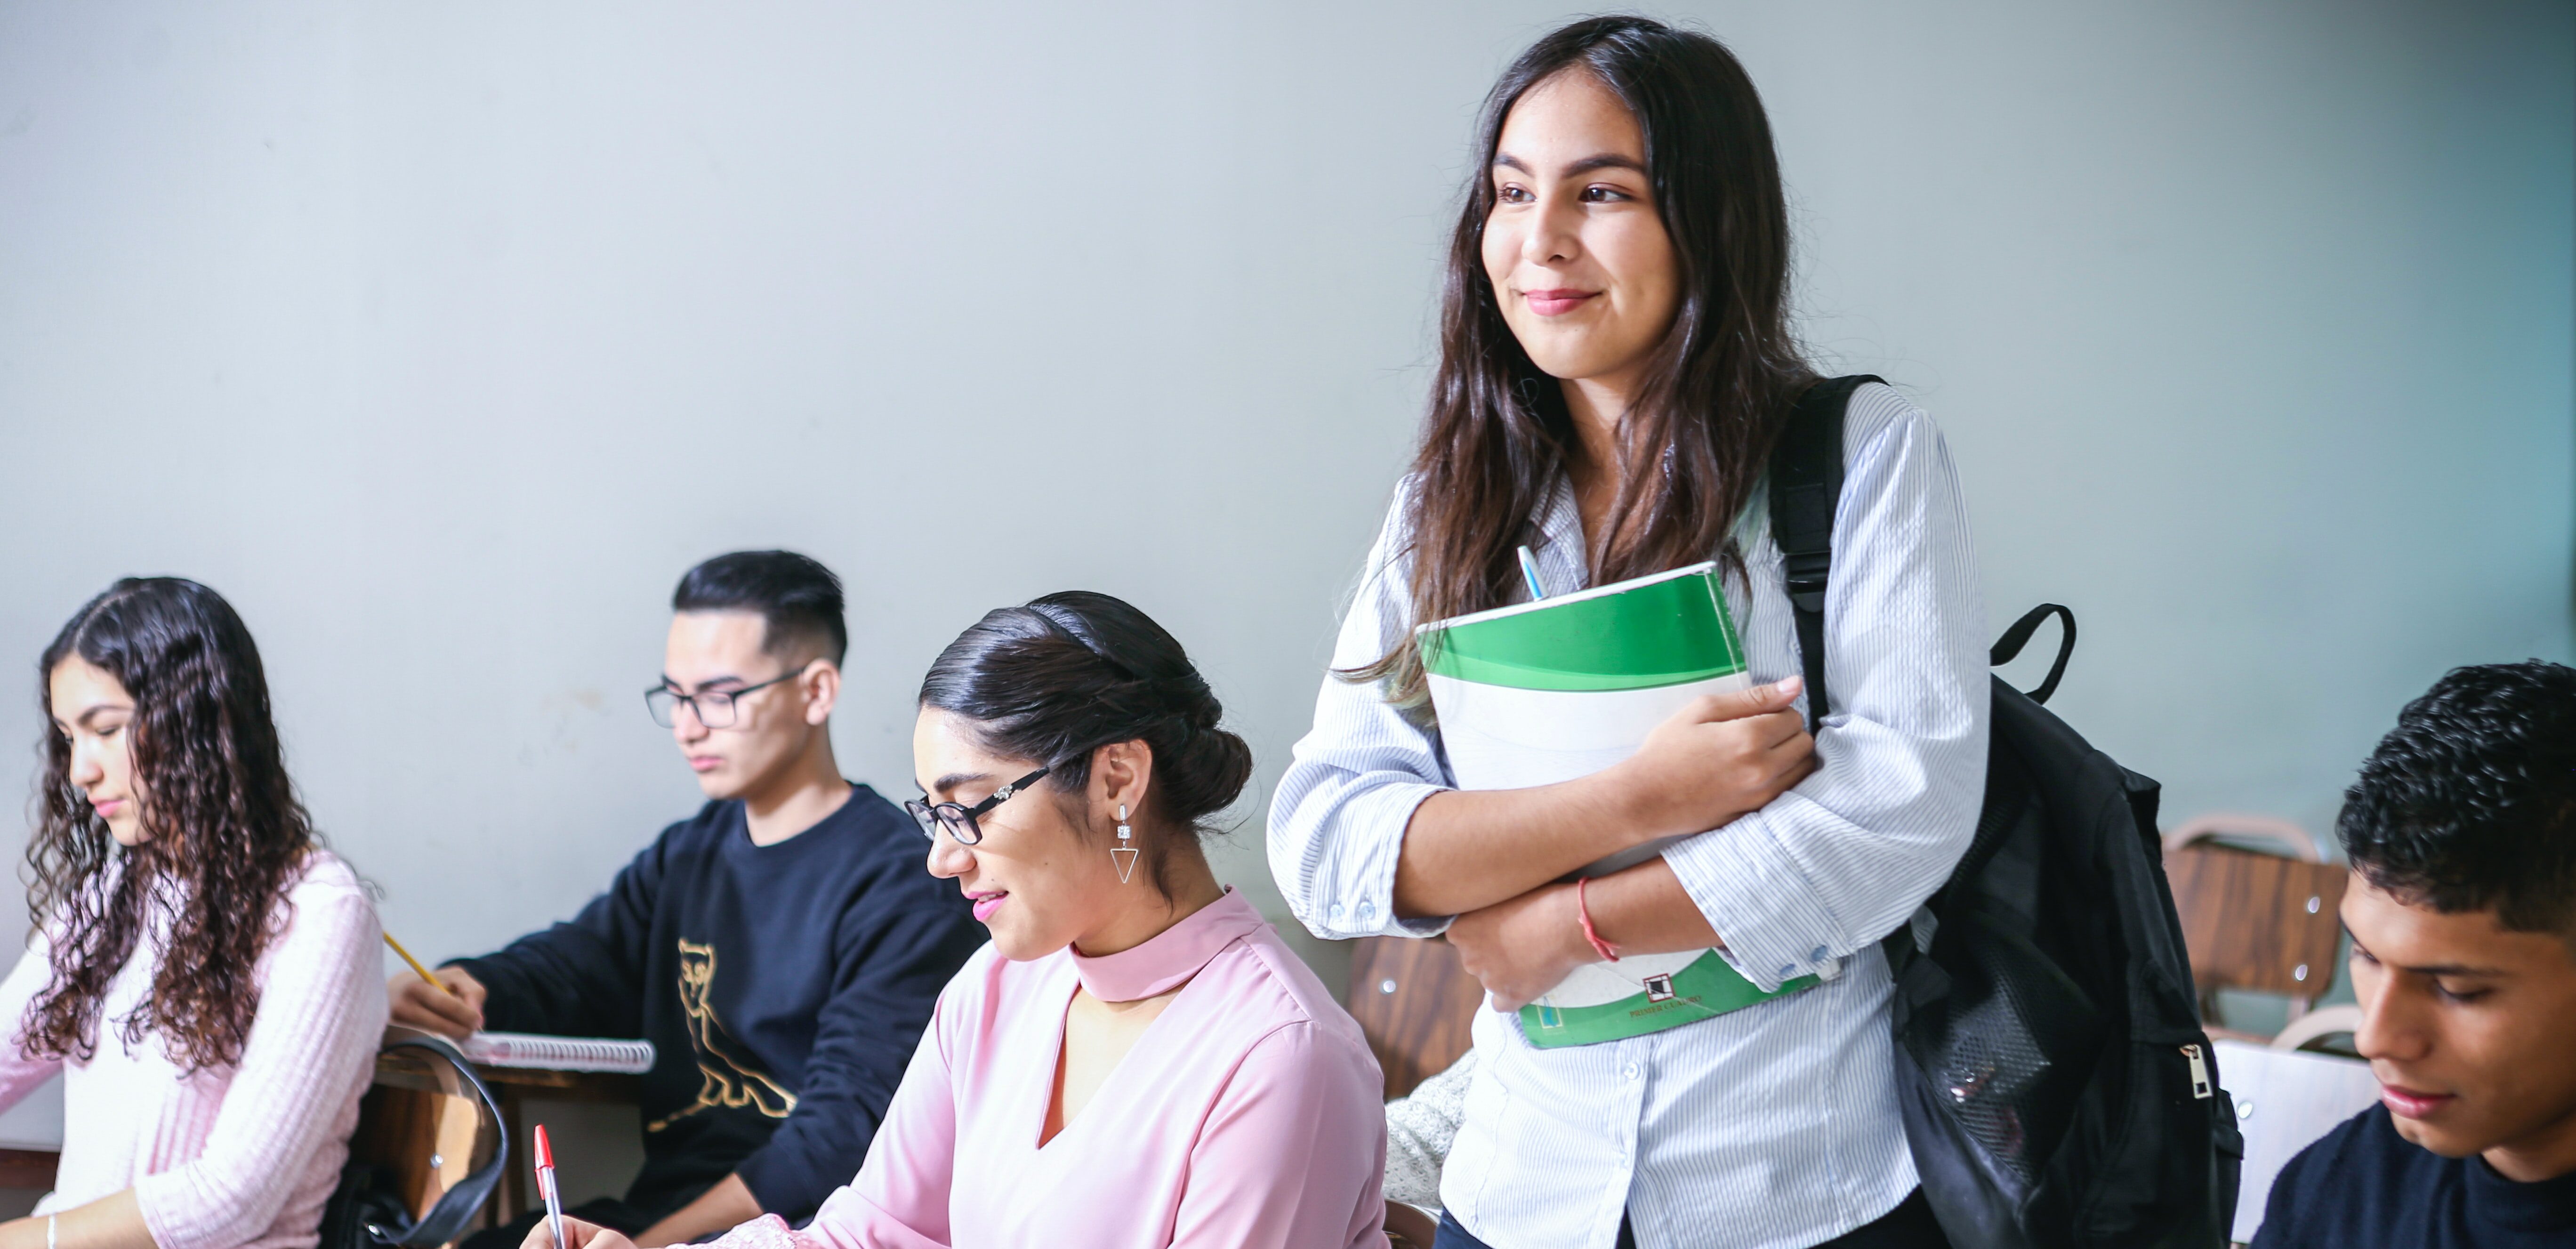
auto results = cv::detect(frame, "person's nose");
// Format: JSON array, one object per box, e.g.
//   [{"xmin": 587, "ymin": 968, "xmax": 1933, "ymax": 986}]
[
  {"xmin": 67, "ymin": 738, "xmax": 105, "ymax": 790},
  {"xmin": 2353, "ymin": 975, "xmax": 2430, "ymax": 1066},
  {"xmin": 925, "ymin": 829, "xmax": 974, "ymax": 879},
  {"xmin": 670, "ymin": 700, "xmax": 710, "ymax": 746},
  {"xmin": 1523, "ymin": 189, "xmax": 1582, "ymax": 267}
]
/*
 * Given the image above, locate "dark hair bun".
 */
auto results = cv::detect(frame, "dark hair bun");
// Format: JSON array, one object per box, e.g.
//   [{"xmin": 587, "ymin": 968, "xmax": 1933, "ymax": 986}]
[
  {"xmin": 919, "ymin": 592, "xmax": 1252, "ymax": 831},
  {"xmin": 1156, "ymin": 712, "xmax": 1256, "ymax": 830}
]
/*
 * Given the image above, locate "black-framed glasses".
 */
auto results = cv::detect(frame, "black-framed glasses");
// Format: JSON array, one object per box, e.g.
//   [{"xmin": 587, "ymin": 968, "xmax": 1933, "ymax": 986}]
[
  {"xmin": 644, "ymin": 668, "xmax": 805, "ymax": 729},
  {"xmin": 905, "ymin": 768, "xmax": 1049, "ymax": 846}
]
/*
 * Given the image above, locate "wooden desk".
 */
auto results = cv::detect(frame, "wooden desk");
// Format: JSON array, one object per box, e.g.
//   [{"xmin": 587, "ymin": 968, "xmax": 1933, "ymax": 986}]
[
  {"xmin": 0, "ymin": 1149, "xmax": 55, "ymax": 1191},
  {"xmin": 474, "ymin": 1067, "xmax": 641, "ymax": 1222}
]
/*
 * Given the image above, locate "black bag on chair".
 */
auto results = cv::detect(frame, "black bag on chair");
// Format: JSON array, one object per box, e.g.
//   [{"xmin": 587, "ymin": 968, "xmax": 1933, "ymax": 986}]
[
  {"xmin": 322, "ymin": 1035, "xmax": 511, "ymax": 1249},
  {"xmin": 1770, "ymin": 377, "xmax": 2243, "ymax": 1248}
]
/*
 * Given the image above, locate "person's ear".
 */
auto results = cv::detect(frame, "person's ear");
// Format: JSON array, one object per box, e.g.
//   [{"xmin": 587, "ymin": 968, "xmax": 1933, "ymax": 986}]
[
  {"xmin": 1089, "ymin": 739, "xmax": 1154, "ymax": 824},
  {"xmin": 801, "ymin": 659, "xmax": 840, "ymax": 726}
]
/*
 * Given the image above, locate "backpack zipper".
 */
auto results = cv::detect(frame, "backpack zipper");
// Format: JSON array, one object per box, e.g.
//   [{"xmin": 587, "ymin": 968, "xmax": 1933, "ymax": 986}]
[{"xmin": 2181, "ymin": 1043, "xmax": 2214, "ymax": 1099}]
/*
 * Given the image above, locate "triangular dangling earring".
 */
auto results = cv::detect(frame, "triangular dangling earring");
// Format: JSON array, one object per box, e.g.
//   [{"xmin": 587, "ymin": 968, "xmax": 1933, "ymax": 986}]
[{"xmin": 1111, "ymin": 803, "xmax": 1139, "ymax": 884}]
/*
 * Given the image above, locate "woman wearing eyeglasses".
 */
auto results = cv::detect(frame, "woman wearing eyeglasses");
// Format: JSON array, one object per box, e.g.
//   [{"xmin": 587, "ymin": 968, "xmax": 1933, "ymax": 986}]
[{"xmin": 545, "ymin": 591, "xmax": 1389, "ymax": 1249}]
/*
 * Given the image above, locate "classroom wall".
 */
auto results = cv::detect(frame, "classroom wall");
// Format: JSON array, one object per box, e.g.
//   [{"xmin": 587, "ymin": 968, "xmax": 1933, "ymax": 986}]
[{"xmin": 0, "ymin": 0, "xmax": 2568, "ymax": 1096}]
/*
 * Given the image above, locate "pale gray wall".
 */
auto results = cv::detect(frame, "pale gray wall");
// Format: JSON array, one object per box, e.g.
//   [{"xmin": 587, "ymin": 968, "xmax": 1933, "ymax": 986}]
[{"xmin": 0, "ymin": 0, "xmax": 2568, "ymax": 1132}]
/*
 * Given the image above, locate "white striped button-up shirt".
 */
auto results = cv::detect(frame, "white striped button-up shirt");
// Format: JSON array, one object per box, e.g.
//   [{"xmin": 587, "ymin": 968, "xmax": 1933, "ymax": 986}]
[{"xmin": 1269, "ymin": 384, "xmax": 1988, "ymax": 1249}]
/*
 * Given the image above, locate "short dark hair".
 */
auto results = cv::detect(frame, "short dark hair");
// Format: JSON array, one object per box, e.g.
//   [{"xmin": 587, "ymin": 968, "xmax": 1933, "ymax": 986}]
[
  {"xmin": 671, "ymin": 551, "xmax": 847, "ymax": 665},
  {"xmin": 2338, "ymin": 660, "xmax": 2576, "ymax": 935},
  {"xmin": 917, "ymin": 591, "xmax": 1254, "ymax": 899}
]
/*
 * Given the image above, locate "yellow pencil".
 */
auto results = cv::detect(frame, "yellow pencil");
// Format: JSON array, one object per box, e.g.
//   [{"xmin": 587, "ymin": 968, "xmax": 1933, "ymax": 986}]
[{"xmin": 384, "ymin": 931, "xmax": 461, "ymax": 999}]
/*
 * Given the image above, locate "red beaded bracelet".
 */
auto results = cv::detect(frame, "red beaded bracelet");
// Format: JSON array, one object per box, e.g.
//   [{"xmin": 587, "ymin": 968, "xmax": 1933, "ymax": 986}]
[{"xmin": 1576, "ymin": 877, "xmax": 1621, "ymax": 963}]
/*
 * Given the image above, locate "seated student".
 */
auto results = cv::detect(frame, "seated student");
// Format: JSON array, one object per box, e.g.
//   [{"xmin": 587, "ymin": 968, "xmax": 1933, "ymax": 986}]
[
  {"xmin": 0, "ymin": 578, "xmax": 387, "ymax": 1249},
  {"xmin": 2254, "ymin": 660, "xmax": 2576, "ymax": 1248},
  {"xmin": 390, "ymin": 551, "xmax": 984, "ymax": 1249},
  {"xmin": 547, "ymin": 592, "xmax": 1389, "ymax": 1249},
  {"xmin": 1383, "ymin": 1049, "xmax": 1475, "ymax": 1249}
]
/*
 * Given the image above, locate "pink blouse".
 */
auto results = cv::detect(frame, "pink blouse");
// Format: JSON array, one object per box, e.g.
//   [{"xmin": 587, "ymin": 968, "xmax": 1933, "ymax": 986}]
[{"xmin": 714, "ymin": 889, "xmax": 1387, "ymax": 1249}]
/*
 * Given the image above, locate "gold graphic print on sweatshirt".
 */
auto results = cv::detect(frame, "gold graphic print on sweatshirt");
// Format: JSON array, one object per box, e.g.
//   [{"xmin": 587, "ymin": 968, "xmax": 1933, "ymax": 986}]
[{"xmin": 646, "ymin": 939, "xmax": 799, "ymax": 1132}]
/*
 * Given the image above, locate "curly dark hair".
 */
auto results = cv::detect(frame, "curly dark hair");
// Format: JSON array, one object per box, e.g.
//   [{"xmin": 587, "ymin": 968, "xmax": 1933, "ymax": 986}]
[
  {"xmin": 2337, "ymin": 659, "xmax": 2576, "ymax": 935},
  {"xmin": 29, "ymin": 578, "xmax": 318, "ymax": 1072}
]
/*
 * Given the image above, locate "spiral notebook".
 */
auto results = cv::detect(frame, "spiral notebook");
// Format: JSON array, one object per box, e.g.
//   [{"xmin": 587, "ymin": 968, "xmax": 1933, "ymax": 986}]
[{"xmin": 459, "ymin": 1031, "xmax": 655, "ymax": 1073}]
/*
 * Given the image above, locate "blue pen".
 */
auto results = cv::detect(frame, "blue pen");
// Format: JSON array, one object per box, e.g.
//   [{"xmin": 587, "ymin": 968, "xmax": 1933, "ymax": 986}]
[{"xmin": 1517, "ymin": 545, "xmax": 1548, "ymax": 600}]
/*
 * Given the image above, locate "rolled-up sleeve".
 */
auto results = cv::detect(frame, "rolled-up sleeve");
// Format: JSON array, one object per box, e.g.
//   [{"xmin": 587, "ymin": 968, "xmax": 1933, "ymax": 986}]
[
  {"xmin": 1268, "ymin": 487, "xmax": 1456, "ymax": 942},
  {"xmin": 1664, "ymin": 399, "xmax": 1988, "ymax": 992}
]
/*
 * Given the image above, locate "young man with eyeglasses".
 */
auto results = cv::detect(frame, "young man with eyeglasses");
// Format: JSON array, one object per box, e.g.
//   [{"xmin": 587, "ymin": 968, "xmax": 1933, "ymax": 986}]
[
  {"xmin": 2252, "ymin": 660, "xmax": 2576, "ymax": 1248},
  {"xmin": 388, "ymin": 551, "xmax": 983, "ymax": 1249}
]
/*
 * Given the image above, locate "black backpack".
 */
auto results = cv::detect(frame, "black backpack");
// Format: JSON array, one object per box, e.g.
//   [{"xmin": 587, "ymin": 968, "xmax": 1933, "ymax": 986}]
[{"xmin": 1769, "ymin": 377, "xmax": 2243, "ymax": 1249}]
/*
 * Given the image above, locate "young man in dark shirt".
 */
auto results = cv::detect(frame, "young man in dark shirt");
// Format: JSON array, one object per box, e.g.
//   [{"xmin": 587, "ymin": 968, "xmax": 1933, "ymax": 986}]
[
  {"xmin": 388, "ymin": 551, "xmax": 984, "ymax": 1249},
  {"xmin": 2253, "ymin": 660, "xmax": 2576, "ymax": 1248}
]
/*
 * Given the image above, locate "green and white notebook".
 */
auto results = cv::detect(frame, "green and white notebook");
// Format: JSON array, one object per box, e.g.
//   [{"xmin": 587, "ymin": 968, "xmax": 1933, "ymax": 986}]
[{"xmin": 1417, "ymin": 561, "xmax": 1818, "ymax": 1048}]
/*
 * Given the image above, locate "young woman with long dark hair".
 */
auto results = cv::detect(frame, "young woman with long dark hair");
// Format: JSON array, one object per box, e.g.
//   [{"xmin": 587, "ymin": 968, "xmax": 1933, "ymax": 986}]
[
  {"xmin": 1272, "ymin": 17, "xmax": 1982, "ymax": 1249},
  {"xmin": 550, "ymin": 592, "xmax": 1389, "ymax": 1249},
  {"xmin": 0, "ymin": 579, "xmax": 387, "ymax": 1249}
]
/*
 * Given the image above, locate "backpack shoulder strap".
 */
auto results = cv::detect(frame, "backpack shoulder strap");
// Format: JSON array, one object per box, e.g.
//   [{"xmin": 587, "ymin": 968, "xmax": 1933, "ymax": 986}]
[
  {"xmin": 370, "ymin": 1036, "xmax": 510, "ymax": 1246},
  {"xmin": 1767, "ymin": 374, "xmax": 1881, "ymax": 731}
]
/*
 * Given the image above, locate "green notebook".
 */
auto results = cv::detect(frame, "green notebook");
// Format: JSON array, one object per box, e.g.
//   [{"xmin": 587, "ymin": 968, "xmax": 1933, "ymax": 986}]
[{"xmin": 1417, "ymin": 562, "xmax": 1818, "ymax": 1048}]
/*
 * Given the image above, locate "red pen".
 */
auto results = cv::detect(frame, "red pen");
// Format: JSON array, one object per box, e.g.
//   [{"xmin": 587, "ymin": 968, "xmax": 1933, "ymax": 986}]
[{"xmin": 534, "ymin": 1124, "xmax": 568, "ymax": 1249}]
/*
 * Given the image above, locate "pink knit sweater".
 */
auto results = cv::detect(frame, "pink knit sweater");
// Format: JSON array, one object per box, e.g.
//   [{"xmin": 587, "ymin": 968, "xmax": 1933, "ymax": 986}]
[{"xmin": 0, "ymin": 852, "xmax": 388, "ymax": 1249}]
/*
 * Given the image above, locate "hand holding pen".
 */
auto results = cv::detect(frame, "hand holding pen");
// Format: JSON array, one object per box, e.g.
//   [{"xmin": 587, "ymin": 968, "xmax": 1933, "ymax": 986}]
[
  {"xmin": 383, "ymin": 931, "xmax": 488, "ymax": 1038},
  {"xmin": 519, "ymin": 1217, "xmax": 626, "ymax": 1249},
  {"xmin": 535, "ymin": 1125, "xmax": 570, "ymax": 1249},
  {"xmin": 525, "ymin": 1218, "xmax": 787, "ymax": 1249},
  {"xmin": 517, "ymin": 1128, "xmax": 648, "ymax": 1249}
]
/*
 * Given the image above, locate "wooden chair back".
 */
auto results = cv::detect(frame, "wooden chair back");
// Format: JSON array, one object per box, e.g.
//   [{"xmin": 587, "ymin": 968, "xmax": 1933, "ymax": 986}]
[
  {"xmin": 2161, "ymin": 814, "xmax": 2349, "ymax": 1025},
  {"xmin": 1345, "ymin": 936, "xmax": 1486, "ymax": 1099}
]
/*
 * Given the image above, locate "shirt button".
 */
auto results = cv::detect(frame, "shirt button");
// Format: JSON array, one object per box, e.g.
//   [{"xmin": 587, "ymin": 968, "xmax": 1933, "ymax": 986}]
[
  {"xmin": 1810, "ymin": 945, "xmax": 1830, "ymax": 962},
  {"xmin": 1358, "ymin": 899, "xmax": 1376, "ymax": 919},
  {"xmin": 1623, "ymin": 1063, "xmax": 1641, "ymax": 1081},
  {"xmin": 1328, "ymin": 902, "xmax": 1346, "ymax": 920},
  {"xmin": 1777, "ymin": 964, "xmax": 1797, "ymax": 978}
]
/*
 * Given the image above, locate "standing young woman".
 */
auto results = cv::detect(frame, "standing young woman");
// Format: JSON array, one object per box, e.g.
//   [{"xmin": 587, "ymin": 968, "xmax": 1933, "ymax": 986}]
[
  {"xmin": 0, "ymin": 579, "xmax": 388, "ymax": 1249},
  {"xmin": 549, "ymin": 592, "xmax": 1388, "ymax": 1249},
  {"xmin": 1271, "ymin": 17, "xmax": 1983, "ymax": 1249}
]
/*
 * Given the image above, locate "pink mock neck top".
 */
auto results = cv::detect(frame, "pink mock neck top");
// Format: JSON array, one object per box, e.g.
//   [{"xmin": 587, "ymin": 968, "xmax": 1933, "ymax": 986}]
[{"xmin": 712, "ymin": 888, "xmax": 1388, "ymax": 1249}]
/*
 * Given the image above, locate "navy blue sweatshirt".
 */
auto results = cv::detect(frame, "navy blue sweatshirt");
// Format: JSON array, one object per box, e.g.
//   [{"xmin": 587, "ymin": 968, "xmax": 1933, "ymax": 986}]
[
  {"xmin": 455, "ymin": 787, "xmax": 984, "ymax": 1221},
  {"xmin": 2253, "ymin": 1105, "xmax": 2576, "ymax": 1248}
]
